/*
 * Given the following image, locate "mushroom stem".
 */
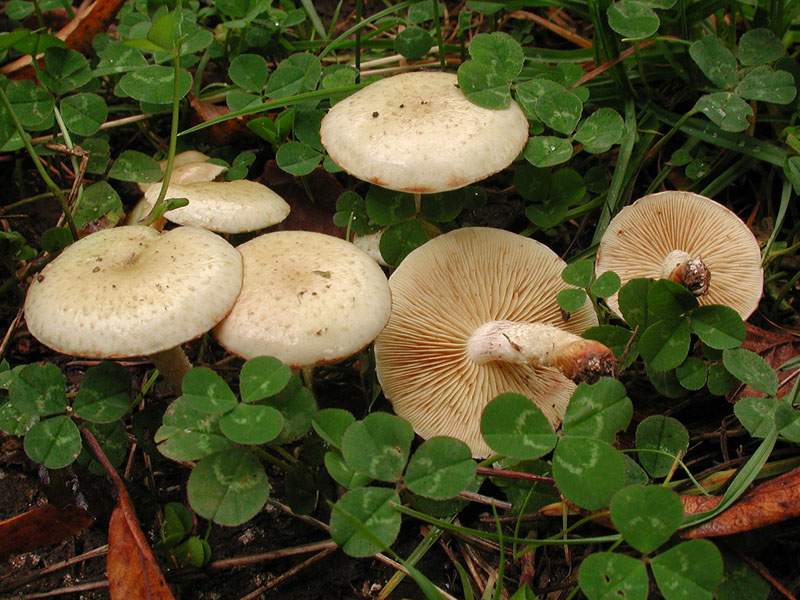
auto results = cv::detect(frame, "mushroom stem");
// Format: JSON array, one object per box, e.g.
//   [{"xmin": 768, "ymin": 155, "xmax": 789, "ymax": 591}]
[
  {"xmin": 661, "ymin": 250, "xmax": 711, "ymax": 296},
  {"xmin": 148, "ymin": 346, "xmax": 192, "ymax": 390},
  {"xmin": 466, "ymin": 321, "xmax": 615, "ymax": 383},
  {"xmin": 414, "ymin": 193, "xmax": 421, "ymax": 213}
]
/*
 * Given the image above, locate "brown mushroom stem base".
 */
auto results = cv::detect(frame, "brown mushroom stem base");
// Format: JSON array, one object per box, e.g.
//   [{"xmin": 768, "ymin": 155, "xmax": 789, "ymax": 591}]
[
  {"xmin": 466, "ymin": 321, "xmax": 615, "ymax": 383},
  {"xmin": 148, "ymin": 346, "xmax": 192, "ymax": 390},
  {"xmin": 662, "ymin": 250, "xmax": 710, "ymax": 297}
]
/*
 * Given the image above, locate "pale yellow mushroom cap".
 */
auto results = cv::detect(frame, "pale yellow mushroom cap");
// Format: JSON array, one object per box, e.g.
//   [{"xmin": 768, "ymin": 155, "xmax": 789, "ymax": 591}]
[
  {"xmin": 142, "ymin": 180, "xmax": 290, "ymax": 233},
  {"xmin": 138, "ymin": 150, "xmax": 223, "ymax": 195},
  {"xmin": 320, "ymin": 71, "xmax": 529, "ymax": 193},
  {"xmin": 214, "ymin": 231, "xmax": 391, "ymax": 367},
  {"xmin": 373, "ymin": 227, "xmax": 598, "ymax": 458},
  {"xmin": 596, "ymin": 191, "xmax": 763, "ymax": 320},
  {"xmin": 24, "ymin": 226, "xmax": 243, "ymax": 358}
]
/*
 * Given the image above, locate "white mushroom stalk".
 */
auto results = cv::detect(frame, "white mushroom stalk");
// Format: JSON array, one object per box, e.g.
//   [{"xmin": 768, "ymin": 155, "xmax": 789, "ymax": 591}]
[
  {"xmin": 467, "ymin": 321, "xmax": 615, "ymax": 383},
  {"xmin": 661, "ymin": 250, "xmax": 710, "ymax": 296}
]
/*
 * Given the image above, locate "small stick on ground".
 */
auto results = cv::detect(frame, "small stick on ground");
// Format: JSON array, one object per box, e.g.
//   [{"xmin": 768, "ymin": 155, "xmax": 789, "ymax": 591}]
[
  {"xmin": 458, "ymin": 491, "xmax": 513, "ymax": 511},
  {"xmin": 0, "ymin": 546, "xmax": 108, "ymax": 591},
  {"xmin": 209, "ymin": 540, "xmax": 337, "ymax": 570},
  {"xmin": 736, "ymin": 551, "xmax": 797, "ymax": 600},
  {"xmin": 0, "ymin": 579, "xmax": 109, "ymax": 599},
  {"xmin": 508, "ymin": 10, "xmax": 592, "ymax": 48},
  {"xmin": 475, "ymin": 466, "xmax": 555, "ymax": 485},
  {"xmin": 238, "ymin": 546, "xmax": 338, "ymax": 600},
  {"xmin": 0, "ymin": 306, "xmax": 24, "ymax": 362}
]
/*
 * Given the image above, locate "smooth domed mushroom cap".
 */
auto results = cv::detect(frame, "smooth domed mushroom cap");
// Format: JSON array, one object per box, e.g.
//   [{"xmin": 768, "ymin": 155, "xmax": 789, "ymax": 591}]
[
  {"xmin": 138, "ymin": 151, "xmax": 221, "ymax": 194},
  {"xmin": 143, "ymin": 180, "xmax": 290, "ymax": 233},
  {"xmin": 353, "ymin": 230, "xmax": 388, "ymax": 267},
  {"xmin": 373, "ymin": 227, "xmax": 598, "ymax": 458},
  {"xmin": 596, "ymin": 191, "xmax": 763, "ymax": 319},
  {"xmin": 214, "ymin": 231, "xmax": 391, "ymax": 367},
  {"xmin": 320, "ymin": 71, "xmax": 529, "ymax": 194},
  {"xmin": 163, "ymin": 150, "xmax": 210, "ymax": 170},
  {"xmin": 25, "ymin": 226, "xmax": 243, "ymax": 358}
]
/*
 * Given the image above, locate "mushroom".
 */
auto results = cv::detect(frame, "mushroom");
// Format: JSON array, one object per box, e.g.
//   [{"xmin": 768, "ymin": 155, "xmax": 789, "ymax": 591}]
[
  {"xmin": 24, "ymin": 226, "xmax": 243, "ymax": 389},
  {"xmin": 353, "ymin": 230, "xmax": 389, "ymax": 267},
  {"xmin": 129, "ymin": 150, "xmax": 227, "ymax": 226},
  {"xmin": 320, "ymin": 71, "xmax": 529, "ymax": 194},
  {"xmin": 136, "ymin": 150, "xmax": 225, "ymax": 195},
  {"xmin": 141, "ymin": 180, "xmax": 290, "ymax": 233},
  {"xmin": 214, "ymin": 230, "xmax": 391, "ymax": 368},
  {"xmin": 373, "ymin": 227, "xmax": 614, "ymax": 457},
  {"xmin": 595, "ymin": 191, "xmax": 763, "ymax": 319}
]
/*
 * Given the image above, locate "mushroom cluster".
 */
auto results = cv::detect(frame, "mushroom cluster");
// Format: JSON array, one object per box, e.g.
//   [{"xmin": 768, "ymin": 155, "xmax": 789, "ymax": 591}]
[{"xmin": 595, "ymin": 191, "xmax": 763, "ymax": 319}]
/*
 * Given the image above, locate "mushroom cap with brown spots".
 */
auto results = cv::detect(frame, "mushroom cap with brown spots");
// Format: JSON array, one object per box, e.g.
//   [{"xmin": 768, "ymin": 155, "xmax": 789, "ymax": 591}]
[
  {"xmin": 373, "ymin": 227, "xmax": 598, "ymax": 458},
  {"xmin": 214, "ymin": 231, "xmax": 391, "ymax": 367},
  {"xmin": 320, "ymin": 71, "xmax": 529, "ymax": 194},
  {"xmin": 596, "ymin": 191, "xmax": 763, "ymax": 320},
  {"xmin": 24, "ymin": 226, "xmax": 243, "ymax": 358}
]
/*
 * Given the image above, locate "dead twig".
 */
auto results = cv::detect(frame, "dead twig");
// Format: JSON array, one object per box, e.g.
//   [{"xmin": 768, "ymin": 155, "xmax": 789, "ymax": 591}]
[
  {"xmin": 208, "ymin": 540, "xmax": 337, "ymax": 570},
  {"xmin": 508, "ymin": 10, "xmax": 592, "ymax": 48},
  {"xmin": 238, "ymin": 546, "xmax": 338, "ymax": 600}
]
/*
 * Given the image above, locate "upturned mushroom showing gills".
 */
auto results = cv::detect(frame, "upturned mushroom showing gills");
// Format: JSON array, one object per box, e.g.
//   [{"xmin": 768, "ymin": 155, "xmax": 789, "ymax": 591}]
[
  {"xmin": 595, "ymin": 191, "xmax": 763, "ymax": 320},
  {"xmin": 24, "ymin": 226, "xmax": 243, "ymax": 389},
  {"xmin": 214, "ymin": 231, "xmax": 391, "ymax": 367},
  {"xmin": 373, "ymin": 227, "xmax": 614, "ymax": 458},
  {"xmin": 320, "ymin": 71, "xmax": 529, "ymax": 195}
]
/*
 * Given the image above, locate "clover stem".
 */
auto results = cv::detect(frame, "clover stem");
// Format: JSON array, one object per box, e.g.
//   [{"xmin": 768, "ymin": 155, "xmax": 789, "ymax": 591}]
[{"xmin": 0, "ymin": 86, "xmax": 78, "ymax": 240}]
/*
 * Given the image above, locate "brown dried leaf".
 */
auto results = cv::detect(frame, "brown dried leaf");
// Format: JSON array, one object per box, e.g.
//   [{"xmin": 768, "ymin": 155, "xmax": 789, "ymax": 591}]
[
  {"xmin": 188, "ymin": 98, "xmax": 254, "ymax": 146},
  {"xmin": 683, "ymin": 467, "xmax": 800, "ymax": 538},
  {"xmin": 80, "ymin": 428, "xmax": 174, "ymax": 599},
  {"xmin": 107, "ymin": 503, "xmax": 174, "ymax": 599},
  {"xmin": 729, "ymin": 324, "xmax": 800, "ymax": 401},
  {"xmin": 1, "ymin": 0, "xmax": 127, "ymax": 78},
  {"xmin": 0, "ymin": 503, "xmax": 94, "ymax": 560}
]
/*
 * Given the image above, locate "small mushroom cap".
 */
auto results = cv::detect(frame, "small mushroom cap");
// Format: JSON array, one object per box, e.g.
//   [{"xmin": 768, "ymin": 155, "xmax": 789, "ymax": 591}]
[
  {"xmin": 596, "ymin": 191, "xmax": 763, "ymax": 319},
  {"xmin": 24, "ymin": 226, "xmax": 243, "ymax": 358},
  {"xmin": 373, "ymin": 227, "xmax": 598, "ymax": 458},
  {"xmin": 138, "ymin": 151, "xmax": 219, "ymax": 194},
  {"xmin": 353, "ymin": 230, "xmax": 389, "ymax": 267},
  {"xmin": 214, "ymin": 231, "xmax": 391, "ymax": 367},
  {"xmin": 320, "ymin": 71, "xmax": 529, "ymax": 194},
  {"xmin": 161, "ymin": 150, "xmax": 210, "ymax": 170},
  {"xmin": 143, "ymin": 180, "xmax": 290, "ymax": 233}
]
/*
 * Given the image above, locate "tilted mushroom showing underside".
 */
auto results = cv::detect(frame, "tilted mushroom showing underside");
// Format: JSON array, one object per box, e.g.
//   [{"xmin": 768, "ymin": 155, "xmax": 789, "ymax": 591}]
[
  {"xmin": 374, "ymin": 227, "xmax": 614, "ymax": 458},
  {"xmin": 595, "ymin": 191, "xmax": 763, "ymax": 320},
  {"xmin": 24, "ymin": 226, "xmax": 243, "ymax": 388}
]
